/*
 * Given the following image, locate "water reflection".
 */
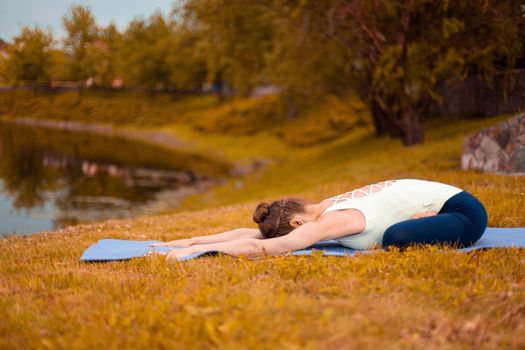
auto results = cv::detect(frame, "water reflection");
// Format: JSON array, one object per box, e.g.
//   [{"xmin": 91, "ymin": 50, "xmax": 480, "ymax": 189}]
[{"xmin": 0, "ymin": 121, "xmax": 225, "ymax": 235}]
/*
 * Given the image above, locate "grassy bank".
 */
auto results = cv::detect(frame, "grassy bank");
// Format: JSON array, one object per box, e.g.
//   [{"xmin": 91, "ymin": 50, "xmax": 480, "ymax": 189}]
[
  {"xmin": 0, "ymin": 92, "xmax": 524, "ymax": 349},
  {"xmin": 0, "ymin": 90, "xmax": 366, "ymax": 148}
]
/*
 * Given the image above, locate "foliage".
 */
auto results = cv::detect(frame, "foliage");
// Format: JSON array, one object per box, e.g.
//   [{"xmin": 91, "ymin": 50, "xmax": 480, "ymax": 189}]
[
  {"xmin": 62, "ymin": 4, "xmax": 99, "ymax": 85},
  {"xmin": 326, "ymin": 0, "xmax": 525, "ymax": 145},
  {"xmin": 48, "ymin": 49, "xmax": 74, "ymax": 81},
  {"xmin": 183, "ymin": 0, "xmax": 525, "ymax": 144},
  {"xmin": 263, "ymin": 9, "xmax": 348, "ymax": 102},
  {"xmin": 181, "ymin": 1, "xmax": 274, "ymax": 95},
  {"xmin": 95, "ymin": 23, "xmax": 124, "ymax": 87},
  {"xmin": 121, "ymin": 13, "xmax": 174, "ymax": 90},
  {"xmin": 166, "ymin": 25, "xmax": 208, "ymax": 90},
  {"xmin": 1, "ymin": 26, "xmax": 54, "ymax": 85}
]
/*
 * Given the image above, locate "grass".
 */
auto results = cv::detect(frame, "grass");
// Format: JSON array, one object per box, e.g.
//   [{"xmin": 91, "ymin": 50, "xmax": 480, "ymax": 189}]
[
  {"xmin": 0, "ymin": 92, "xmax": 524, "ymax": 349},
  {"xmin": 0, "ymin": 90, "xmax": 366, "ymax": 148}
]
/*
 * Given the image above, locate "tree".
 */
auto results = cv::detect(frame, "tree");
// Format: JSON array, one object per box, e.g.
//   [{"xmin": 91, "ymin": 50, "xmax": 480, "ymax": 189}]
[
  {"xmin": 94, "ymin": 23, "xmax": 123, "ymax": 87},
  {"xmin": 262, "ymin": 2, "xmax": 350, "ymax": 118},
  {"xmin": 167, "ymin": 25, "xmax": 208, "ymax": 91},
  {"xmin": 182, "ymin": 1, "xmax": 276, "ymax": 100},
  {"xmin": 62, "ymin": 4, "xmax": 99, "ymax": 94},
  {"xmin": 121, "ymin": 13, "xmax": 174, "ymax": 92},
  {"xmin": 2, "ymin": 26, "xmax": 54, "ymax": 86},
  {"xmin": 303, "ymin": 0, "xmax": 525, "ymax": 144},
  {"xmin": 48, "ymin": 48, "xmax": 74, "ymax": 82},
  {"xmin": 183, "ymin": 0, "xmax": 525, "ymax": 145}
]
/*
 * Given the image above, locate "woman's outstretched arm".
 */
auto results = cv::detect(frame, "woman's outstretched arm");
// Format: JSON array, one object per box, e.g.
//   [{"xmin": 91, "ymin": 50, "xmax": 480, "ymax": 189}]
[
  {"xmin": 151, "ymin": 228, "xmax": 263, "ymax": 247},
  {"xmin": 156, "ymin": 210, "xmax": 364, "ymax": 261}
]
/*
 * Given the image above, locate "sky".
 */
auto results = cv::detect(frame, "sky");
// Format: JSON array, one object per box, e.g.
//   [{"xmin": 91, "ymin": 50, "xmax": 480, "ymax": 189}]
[{"xmin": 0, "ymin": 0, "xmax": 174, "ymax": 42}]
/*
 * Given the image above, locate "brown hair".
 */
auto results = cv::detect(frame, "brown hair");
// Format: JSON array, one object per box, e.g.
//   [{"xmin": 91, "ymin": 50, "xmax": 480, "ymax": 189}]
[{"xmin": 252, "ymin": 198, "xmax": 306, "ymax": 238}]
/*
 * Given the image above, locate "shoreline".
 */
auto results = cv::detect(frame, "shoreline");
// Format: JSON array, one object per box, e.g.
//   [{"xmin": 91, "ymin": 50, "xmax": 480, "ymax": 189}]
[
  {"xmin": 6, "ymin": 116, "xmax": 270, "ymax": 176},
  {"xmin": 0, "ymin": 116, "xmax": 269, "ymax": 236}
]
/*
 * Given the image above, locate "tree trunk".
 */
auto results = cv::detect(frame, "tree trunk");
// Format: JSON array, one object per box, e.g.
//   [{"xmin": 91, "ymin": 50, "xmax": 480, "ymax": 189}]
[
  {"xmin": 370, "ymin": 98, "xmax": 403, "ymax": 138},
  {"xmin": 213, "ymin": 71, "xmax": 225, "ymax": 104},
  {"xmin": 215, "ymin": 80, "xmax": 224, "ymax": 104},
  {"xmin": 399, "ymin": 105, "xmax": 424, "ymax": 145},
  {"xmin": 395, "ymin": 0, "xmax": 420, "ymax": 145},
  {"xmin": 370, "ymin": 99, "xmax": 387, "ymax": 136}
]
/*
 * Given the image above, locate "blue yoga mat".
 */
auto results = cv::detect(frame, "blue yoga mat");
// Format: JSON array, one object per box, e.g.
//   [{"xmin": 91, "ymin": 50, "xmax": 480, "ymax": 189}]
[{"xmin": 80, "ymin": 227, "xmax": 525, "ymax": 262}]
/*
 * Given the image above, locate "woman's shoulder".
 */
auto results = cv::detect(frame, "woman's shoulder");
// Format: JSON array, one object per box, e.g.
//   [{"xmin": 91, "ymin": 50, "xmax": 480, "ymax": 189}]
[{"xmin": 315, "ymin": 208, "xmax": 367, "ymax": 237}]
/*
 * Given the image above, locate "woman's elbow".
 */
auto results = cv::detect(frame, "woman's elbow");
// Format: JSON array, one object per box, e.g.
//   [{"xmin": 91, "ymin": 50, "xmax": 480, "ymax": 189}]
[
  {"xmin": 235, "ymin": 238, "xmax": 265, "ymax": 256},
  {"xmin": 258, "ymin": 240, "xmax": 297, "ymax": 256},
  {"xmin": 251, "ymin": 239, "xmax": 267, "ymax": 255}
]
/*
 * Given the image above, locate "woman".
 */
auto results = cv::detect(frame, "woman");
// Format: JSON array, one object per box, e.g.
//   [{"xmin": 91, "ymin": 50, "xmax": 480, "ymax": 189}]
[{"xmin": 150, "ymin": 179, "xmax": 488, "ymax": 261}]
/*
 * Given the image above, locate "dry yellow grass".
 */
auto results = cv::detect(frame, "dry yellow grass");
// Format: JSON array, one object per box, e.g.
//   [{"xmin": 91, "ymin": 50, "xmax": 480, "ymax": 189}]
[{"xmin": 1, "ymin": 95, "xmax": 524, "ymax": 349}]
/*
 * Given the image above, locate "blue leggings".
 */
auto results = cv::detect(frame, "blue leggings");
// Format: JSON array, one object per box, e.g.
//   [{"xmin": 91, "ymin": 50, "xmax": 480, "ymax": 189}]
[{"xmin": 382, "ymin": 191, "xmax": 488, "ymax": 249}]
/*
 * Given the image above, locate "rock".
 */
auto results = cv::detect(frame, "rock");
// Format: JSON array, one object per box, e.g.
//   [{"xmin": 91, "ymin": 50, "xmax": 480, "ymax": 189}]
[{"xmin": 462, "ymin": 113, "xmax": 525, "ymax": 175}]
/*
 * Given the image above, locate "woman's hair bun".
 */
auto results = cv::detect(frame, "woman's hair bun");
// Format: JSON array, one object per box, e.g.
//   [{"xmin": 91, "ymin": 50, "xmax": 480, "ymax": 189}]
[{"xmin": 253, "ymin": 202, "xmax": 271, "ymax": 224}]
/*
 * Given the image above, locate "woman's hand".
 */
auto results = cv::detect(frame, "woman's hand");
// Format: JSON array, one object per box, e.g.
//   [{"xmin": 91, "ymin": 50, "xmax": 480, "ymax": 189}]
[
  {"xmin": 147, "ymin": 247, "xmax": 196, "ymax": 261},
  {"xmin": 150, "ymin": 238, "xmax": 194, "ymax": 248},
  {"xmin": 411, "ymin": 211, "xmax": 437, "ymax": 219}
]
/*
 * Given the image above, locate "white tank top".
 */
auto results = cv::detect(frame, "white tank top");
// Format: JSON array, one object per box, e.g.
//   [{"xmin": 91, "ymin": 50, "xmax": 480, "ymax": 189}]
[{"xmin": 321, "ymin": 179, "xmax": 463, "ymax": 250}]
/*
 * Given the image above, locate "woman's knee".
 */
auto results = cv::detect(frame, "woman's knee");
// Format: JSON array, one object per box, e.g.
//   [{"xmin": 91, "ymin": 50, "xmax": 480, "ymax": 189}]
[
  {"xmin": 451, "ymin": 205, "xmax": 487, "ymax": 247},
  {"xmin": 448, "ymin": 191, "xmax": 488, "ymax": 243},
  {"xmin": 382, "ymin": 224, "xmax": 411, "ymax": 248}
]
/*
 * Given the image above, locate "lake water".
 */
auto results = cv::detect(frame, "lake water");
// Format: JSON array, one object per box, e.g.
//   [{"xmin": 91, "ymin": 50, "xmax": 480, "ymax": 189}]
[{"xmin": 0, "ymin": 120, "xmax": 226, "ymax": 236}]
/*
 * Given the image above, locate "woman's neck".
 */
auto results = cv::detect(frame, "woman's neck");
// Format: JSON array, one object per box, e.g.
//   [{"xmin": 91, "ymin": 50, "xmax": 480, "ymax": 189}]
[{"xmin": 305, "ymin": 203, "xmax": 330, "ymax": 220}]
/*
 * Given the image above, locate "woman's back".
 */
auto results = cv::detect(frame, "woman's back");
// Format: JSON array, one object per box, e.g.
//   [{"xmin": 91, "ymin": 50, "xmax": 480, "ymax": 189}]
[{"xmin": 321, "ymin": 179, "xmax": 463, "ymax": 249}]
